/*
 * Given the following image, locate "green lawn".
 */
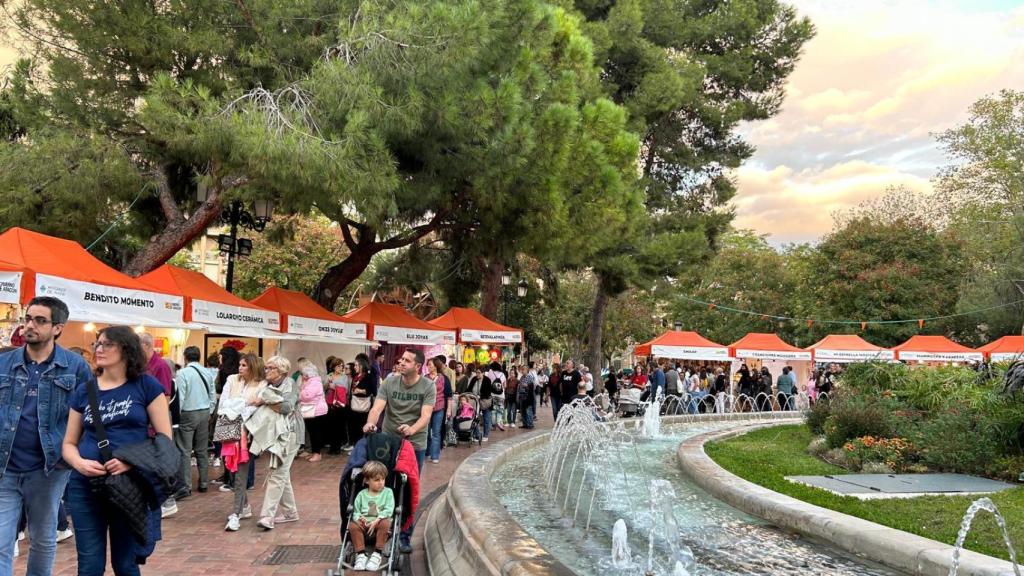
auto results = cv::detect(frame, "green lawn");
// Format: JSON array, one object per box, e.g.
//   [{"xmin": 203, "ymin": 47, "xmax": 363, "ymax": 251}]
[{"xmin": 705, "ymin": 424, "xmax": 1024, "ymax": 562}]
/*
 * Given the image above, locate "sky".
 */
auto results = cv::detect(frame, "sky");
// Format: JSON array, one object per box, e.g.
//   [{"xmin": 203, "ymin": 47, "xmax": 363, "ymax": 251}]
[{"xmin": 732, "ymin": 0, "xmax": 1024, "ymax": 245}]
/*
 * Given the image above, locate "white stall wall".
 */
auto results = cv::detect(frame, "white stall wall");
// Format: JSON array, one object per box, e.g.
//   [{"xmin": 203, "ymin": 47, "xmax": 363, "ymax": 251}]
[{"xmin": 278, "ymin": 340, "xmax": 369, "ymax": 373}]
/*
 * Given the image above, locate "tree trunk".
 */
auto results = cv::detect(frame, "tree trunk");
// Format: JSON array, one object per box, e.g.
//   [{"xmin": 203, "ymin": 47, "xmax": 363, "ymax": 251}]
[
  {"xmin": 479, "ymin": 257, "xmax": 504, "ymax": 320},
  {"xmin": 122, "ymin": 196, "xmax": 225, "ymax": 276},
  {"xmin": 313, "ymin": 230, "xmax": 378, "ymax": 311},
  {"xmin": 587, "ymin": 283, "xmax": 610, "ymax": 392}
]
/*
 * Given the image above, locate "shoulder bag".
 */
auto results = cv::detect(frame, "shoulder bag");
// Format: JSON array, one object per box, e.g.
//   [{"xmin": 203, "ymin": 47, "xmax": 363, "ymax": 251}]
[
  {"xmin": 84, "ymin": 378, "xmax": 152, "ymax": 544},
  {"xmin": 213, "ymin": 383, "xmax": 243, "ymax": 442}
]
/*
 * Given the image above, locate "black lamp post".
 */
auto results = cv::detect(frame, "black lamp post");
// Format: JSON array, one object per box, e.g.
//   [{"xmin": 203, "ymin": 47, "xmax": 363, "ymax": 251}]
[{"xmin": 197, "ymin": 184, "xmax": 273, "ymax": 293}]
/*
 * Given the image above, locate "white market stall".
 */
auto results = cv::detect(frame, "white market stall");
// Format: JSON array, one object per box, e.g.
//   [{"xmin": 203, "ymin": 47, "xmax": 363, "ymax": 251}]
[{"xmin": 807, "ymin": 334, "xmax": 895, "ymax": 363}]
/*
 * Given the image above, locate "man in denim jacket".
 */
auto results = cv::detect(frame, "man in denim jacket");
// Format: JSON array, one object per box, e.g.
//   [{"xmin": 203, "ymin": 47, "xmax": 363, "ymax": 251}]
[{"xmin": 0, "ymin": 296, "xmax": 92, "ymax": 576}]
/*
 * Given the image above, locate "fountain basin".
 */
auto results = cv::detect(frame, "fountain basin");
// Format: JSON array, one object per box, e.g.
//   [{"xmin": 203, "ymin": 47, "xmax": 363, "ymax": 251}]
[
  {"xmin": 677, "ymin": 423, "xmax": 1024, "ymax": 576},
  {"xmin": 423, "ymin": 411, "xmax": 796, "ymax": 576}
]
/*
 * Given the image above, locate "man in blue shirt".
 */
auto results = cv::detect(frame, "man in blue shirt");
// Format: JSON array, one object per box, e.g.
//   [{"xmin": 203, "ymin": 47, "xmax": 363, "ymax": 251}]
[
  {"xmin": 173, "ymin": 346, "xmax": 216, "ymax": 496},
  {"xmin": 0, "ymin": 296, "xmax": 92, "ymax": 576}
]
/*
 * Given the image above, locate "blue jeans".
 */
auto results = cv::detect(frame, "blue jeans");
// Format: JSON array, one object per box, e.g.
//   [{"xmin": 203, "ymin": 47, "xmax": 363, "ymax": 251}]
[
  {"xmin": 427, "ymin": 410, "xmax": 445, "ymax": 461},
  {"xmin": 400, "ymin": 448, "xmax": 426, "ymax": 547},
  {"xmin": 67, "ymin": 476, "xmax": 141, "ymax": 576},
  {"xmin": 481, "ymin": 408, "xmax": 492, "ymax": 439},
  {"xmin": 521, "ymin": 401, "xmax": 534, "ymax": 428},
  {"xmin": 506, "ymin": 400, "xmax": 517, "ymax": 426},
  {"xmin": 0, "ymin": 467, "xmax": 71, "ymax": 576},
  {"xmin": 247, "ymin": 454, "xmax": 257, "ymax": 489},
  {"xmin": 551, "ymin": 396, "xmax": 562, "ymax": 421}
]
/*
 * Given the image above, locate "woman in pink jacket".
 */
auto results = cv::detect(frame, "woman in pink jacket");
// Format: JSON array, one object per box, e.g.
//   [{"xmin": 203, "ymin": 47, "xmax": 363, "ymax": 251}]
[{"xmin": 297, "ymin": 360, "xmax": 329, "ymax": 462}]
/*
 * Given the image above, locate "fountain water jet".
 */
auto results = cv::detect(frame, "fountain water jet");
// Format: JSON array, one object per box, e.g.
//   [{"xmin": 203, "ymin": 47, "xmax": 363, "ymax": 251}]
[{"xmin": 949, "ymin": 497, "xmax": 1021, "ymax": 576}]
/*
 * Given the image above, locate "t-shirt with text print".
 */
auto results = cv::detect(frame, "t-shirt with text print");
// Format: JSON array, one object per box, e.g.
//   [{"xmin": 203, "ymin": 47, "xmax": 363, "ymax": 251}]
[
  {"xmin": 379, "ymin": 374, "xmax": 436, "ymax": 451},
  {"xmin": 68, "ymin": 375, "xmax": 165, "ymax": 467}
]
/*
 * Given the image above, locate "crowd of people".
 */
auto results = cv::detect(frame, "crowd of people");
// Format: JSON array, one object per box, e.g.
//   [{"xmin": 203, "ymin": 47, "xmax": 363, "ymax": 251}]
[{"xmin": 0, "ymin": 295, "xmax": 526, "ymax": 575}]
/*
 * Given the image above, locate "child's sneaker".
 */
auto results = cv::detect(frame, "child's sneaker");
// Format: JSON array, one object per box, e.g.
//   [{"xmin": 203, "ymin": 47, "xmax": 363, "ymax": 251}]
[
  {"xmin": 225, "ymin": 514, "xmax": 240, "ymax": 532},
  {"xmin": 365, "ymin": 551, "xmax": 383, "ymax": 571},
  {"xmin": 353, "ymin": 553, "xmax": 368, "ymax": 571}
]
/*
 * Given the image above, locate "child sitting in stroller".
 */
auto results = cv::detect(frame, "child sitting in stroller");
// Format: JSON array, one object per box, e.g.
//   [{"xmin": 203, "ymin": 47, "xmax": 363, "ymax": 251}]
[
  {"xmin": 455, "ymin": 394, "xmax": 475, "ymax": 424},
  {"xmin": 350, "ymin": 460, "xmax": 395, "ymax": 572}
]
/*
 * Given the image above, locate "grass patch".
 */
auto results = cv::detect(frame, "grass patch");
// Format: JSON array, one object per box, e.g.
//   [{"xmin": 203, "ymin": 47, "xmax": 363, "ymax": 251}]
[{"xmin": 705, "ymin": 424, "xmax": 1024, "ymax": 562}]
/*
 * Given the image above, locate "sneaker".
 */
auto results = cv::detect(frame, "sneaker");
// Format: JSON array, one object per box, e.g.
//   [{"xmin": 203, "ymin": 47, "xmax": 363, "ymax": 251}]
[
  {"xmin": 353, "ymin": 553, "xmax": 368, "ymax": 571},
  {"xmin": 274, "ymin": 512, "xmax": 300, "ymax": 524},
  {"xmin": 365, "ymin": 551, "xmax": 383, "ymax": 571},
  {"xmin": 173, "ymin": 488, "xmax": 191, "ymax": 500},
  {"xmin": 510, "ymin": 423, "xmax": 517, "ymax": 428},
  {"xmin": 160, "ymin": 500, "xmax": 178, "ymax": 518},
  {"xmin": 212, "ymin": 457, "xmax": 222, "ymax": 468},
  {"xmin": 342, "ymin": 444, "xmax": 354, "ymax": 453},
  {"xmin": 482, "ymin": 437, "xmax": 489, "ymax": 442},
  {"xmin": 431, "ymin": 459, "xmax": 440, "ymax": 464},
  {"xmin": 219, "ymin": 484, "xmax": 234, "ymax": 493},
  {"xmin": 257, "ymin": 516, "xmax": 274, "ymax": 530},
  {"xmin": 225, "ymin": 514, "xmax": 240, "ymax": 532},
  {"xmin": 399, "ymin": 540, "xmax": 413, "ymax": 554},
  {"xmin": 240, "ymin": 505, "xmax": 253, "ymax": 519},
  {"xmin": 56, "ymin": 529, "xmax": 74, "ymax": 543}
]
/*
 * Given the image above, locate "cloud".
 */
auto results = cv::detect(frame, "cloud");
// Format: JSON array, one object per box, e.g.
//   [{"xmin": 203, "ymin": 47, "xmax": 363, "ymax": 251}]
[
  {"xmin": 733, "ymin": 0, "xmax": 1024, "ymax": 243},
  {"xmin": 732, "ymin": 161, "xmax": 934, "ymax": 246}
]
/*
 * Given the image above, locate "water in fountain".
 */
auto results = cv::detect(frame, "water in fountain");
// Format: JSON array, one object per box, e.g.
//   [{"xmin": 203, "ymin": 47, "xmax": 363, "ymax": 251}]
[
  {"xmin": 948, "ymin": 497, "xmax": 1022, "ymax": 576},
  {"xmin": 612, "ymin": 519, "xmax": 631, "ymax": 569},
  {"xmin": 638, "ymin": 399, "xmax": 662, "ymax": 438}
]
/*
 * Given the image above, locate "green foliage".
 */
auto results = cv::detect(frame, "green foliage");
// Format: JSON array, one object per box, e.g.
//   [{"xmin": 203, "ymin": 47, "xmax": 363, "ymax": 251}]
[
  {"xmin": 912, "ymin": 409, "xmax": 1003, "ymax": 476},
  {"xmin": 822, "ymin": 393, "xmax": 895, "ymax": 449},
  {"xmin": 841, "ymin": 436, "xmax": 917, "ymax": 473},
  {"xmin": 805, "ymin": 399, "xmax": 831, "ymax": 435},
  {"xmin": 708, "ymin": 424, "xmax": 1024, "ymax": 562},
  {"xmin": 232, "ymin": 215, "xmax": 347, "ymax": 304}
]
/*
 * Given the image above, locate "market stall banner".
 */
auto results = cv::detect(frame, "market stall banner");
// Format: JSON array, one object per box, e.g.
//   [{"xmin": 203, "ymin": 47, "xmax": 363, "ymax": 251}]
[
  {"xmin": 812, "ymin": 349, "xmax": 896, "ymax": 362},
  {"xmin": 0, "ymin": 271, "xmax": 21, "ymax": 304},
  {"xmin": 897, "ymin": 351, "xmax": 984, "ymax": 363},
  {"xmin": 990, "ymin": 353, "xmax": 1024, "ymax": 362},
  {"xmin": 192, "ymin": 299, "xmax": 280, "ymax": 331},
  {"xmin": 459, "ymin": 328, "xmax": 522, "ymax": 344},
  {"xmin": 734, "ymin": 348, "xmax": 812, "ymax": 361},
  {"xmin": 287, "ymin": 315, "xmax": 367, "ymax": 339},
  {"xmin": 373, "ymin": 324, "xmax": 456, "ymax": 345},
  {"xmin": 650, "ymin": 344, "xmax": 730, "ymax": 360},
  {"xmin": 35, "ymin": 273, "xmax": 184, "ymax": 326}
]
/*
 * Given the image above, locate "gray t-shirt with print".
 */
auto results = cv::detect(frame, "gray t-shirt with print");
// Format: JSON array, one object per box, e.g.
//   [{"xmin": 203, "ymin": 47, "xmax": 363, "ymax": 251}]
[{"xmin": 380, "ymin": 374, "xmax": 437, "ymax": 450}]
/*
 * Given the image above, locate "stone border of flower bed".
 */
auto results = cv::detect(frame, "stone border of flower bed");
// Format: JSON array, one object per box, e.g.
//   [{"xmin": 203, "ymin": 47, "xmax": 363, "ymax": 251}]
[
  {"xmin": 424, "ymin": 411, "xmax": 800, "ymax": 576},
  {"xmin": 676, "ymin": 422, "xmax": 1024, "ymax": 576}
]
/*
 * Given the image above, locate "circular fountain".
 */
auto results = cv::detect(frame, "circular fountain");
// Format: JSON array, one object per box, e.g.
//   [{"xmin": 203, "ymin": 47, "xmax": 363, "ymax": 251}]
[{"xmin": 423, "ymin": 398, "xmax": 1022, "ymax": 576}]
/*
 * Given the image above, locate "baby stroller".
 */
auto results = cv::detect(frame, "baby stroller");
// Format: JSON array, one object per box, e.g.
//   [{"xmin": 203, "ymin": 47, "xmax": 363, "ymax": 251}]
[
  {"xmin": 453, "ymin": 394, "xmax": 483, "ymax": 447},
  {"xmin": 330, "ymin": 433, "xmax": 420, "ymax": 576}
]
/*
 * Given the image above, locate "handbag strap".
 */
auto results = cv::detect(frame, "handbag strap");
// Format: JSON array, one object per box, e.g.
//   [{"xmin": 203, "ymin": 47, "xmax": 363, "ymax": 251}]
[{"xmin": 85, "ymin": 378, "xmax": 114, "ymax": 463}]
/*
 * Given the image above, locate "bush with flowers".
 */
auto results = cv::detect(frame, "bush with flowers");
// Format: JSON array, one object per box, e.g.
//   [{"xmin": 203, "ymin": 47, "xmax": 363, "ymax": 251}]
[{"xmin": 842, "ymin": 436, "xmax": 918, "ymax": 472}]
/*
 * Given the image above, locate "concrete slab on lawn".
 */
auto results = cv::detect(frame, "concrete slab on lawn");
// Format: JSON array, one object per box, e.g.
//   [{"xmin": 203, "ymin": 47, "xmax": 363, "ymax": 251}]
[{"xmin": 787, "ymin": 473, "xmax": 1017, "ymax": 499}]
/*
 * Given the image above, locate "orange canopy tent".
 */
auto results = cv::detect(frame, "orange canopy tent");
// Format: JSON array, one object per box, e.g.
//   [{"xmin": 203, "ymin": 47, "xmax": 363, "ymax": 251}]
[
  {"xmin": 729, "ymin": 332, "xmax": 811, "ymax": 361},
  {"xmin": 428, "ymin": 307, "xmax": 522, "ymax": 344},
  {"xmin": 977, "ymin": 336, "xmax": 1024, "ymax": 362},
  {"xmin": 0, "ymin": 227, "xmax": 186, "ymax": 326},
  {"xmin": 634, "ymin": 330, "xmax": 730, "ymax": 360},
  {"xmin": 342, "ymin": 302, "xmax": 456, "ymax": 345},
  {"xmin": 250, "ymin": 287, "xmax": 369, "ymax": 343},
  {"xmin": 138, "ymin": 265, "xmax": 282, "ymax": 337},
  {"xmin": 892, "ymin": 335, "xmax": 982, "ymax": 362},
  {"xmin": 807, "ymin": 334, "xmax": 895, "ymax": 363}
]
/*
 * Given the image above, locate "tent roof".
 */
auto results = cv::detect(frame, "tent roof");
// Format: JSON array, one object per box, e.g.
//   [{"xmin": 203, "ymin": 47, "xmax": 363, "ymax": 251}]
[
  {"xmin": 138, "ymin": 265, "xmax": 265, "ymax": 310},
  {"xmin": 634, "ymin": 331, "xmax": 727, "ymax": 356},
  {"xmin": 891, "ymin": 335, "xmax": 982, "ymax": 362},
  {"xmin": 428, "ymin": 307, "xmax": 523, "ymax": 344},
  {"xmin": 978, "ymin": 335, "xmax": 1024, "ymax": 354},
  {"xmin": 807, "ymin": 334, "xmax": 895, "ymax": 362},
  {"xmin": 807, "ymin": 334, "xmax": 887, "ymax": 351},
  {"xmin": 342, "ymin": 301, "xmax": 455, "ymax": 344},
  {"xmin": 891, "ymin": 335, "xmax": 978, "ymax": 353},
  {"xmin": 251, "ymin": 286, "xmax": 344, "ymax": 321},
  {"xmin": 0, "ymin": 227, "xmax": 176, "ymax": 294},
  {"xmin": 729, "ymin": 332, "xmax": 812, "ymax": 361}
]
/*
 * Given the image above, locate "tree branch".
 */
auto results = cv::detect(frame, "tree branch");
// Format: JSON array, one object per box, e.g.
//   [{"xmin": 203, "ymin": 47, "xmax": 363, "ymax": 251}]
[{"xmin": 150, "ymin": 165, "xmax": 184, "ymax": 224}]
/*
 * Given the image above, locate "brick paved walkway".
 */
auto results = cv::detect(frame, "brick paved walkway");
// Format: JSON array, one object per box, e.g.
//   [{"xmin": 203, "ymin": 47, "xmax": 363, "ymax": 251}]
[{"xmin": 23, "ymin": 405, "xmax": 555, "ymax": 576}]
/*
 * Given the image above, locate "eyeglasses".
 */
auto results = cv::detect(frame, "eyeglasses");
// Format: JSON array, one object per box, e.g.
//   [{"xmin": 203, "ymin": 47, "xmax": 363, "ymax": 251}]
[
  {"xmin": 22, "ymin": 316, "xmax": 54, "ymax": 326},
  {"xmin": 92, "ymin": 340, "xmax": 117, "ymax": 351}
]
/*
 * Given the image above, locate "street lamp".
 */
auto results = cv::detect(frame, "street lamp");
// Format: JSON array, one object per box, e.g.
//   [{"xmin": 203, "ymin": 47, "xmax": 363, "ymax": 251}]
[
  {"xmin": 196, "ymin": 184, "xmax": 273, "ymax": 292},
  {"xmin": 501, "ymin": 270, "xmax": 512, "ymax": 286},
  {"xmin": 517, "ymin": 279, "xmax": 528, "ymax": 298}
]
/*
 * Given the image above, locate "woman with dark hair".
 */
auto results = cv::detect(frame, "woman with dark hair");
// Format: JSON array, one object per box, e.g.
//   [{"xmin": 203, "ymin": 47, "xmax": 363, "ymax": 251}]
[
  {"xmin": 426, "ymin": 357, "xmax": 452, "ymax": 464},
  {"xmin": 211, "ymin": 347, "xmax": 241, "ymax": 485},
  {"xmin": 324, "ymin": 356, "xmax": 349, "ymax": 454},
  {"xmin": 345, "ymin": 355, "xmax": 378, "ymax": 451},
  {"xmin": 62, "ymin": 326, "xmax": 173, "ymax": 575}
]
